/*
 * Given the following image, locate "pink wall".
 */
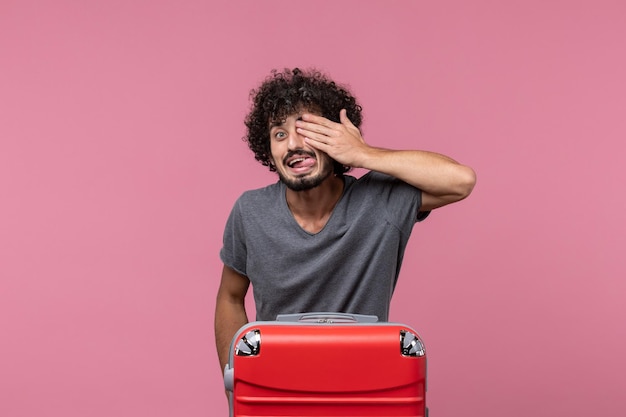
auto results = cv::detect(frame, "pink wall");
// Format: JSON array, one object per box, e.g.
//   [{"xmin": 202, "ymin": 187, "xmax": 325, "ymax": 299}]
[{"xmin": 1, "ymin": 1, "xmax": 624, "ymax": 416}]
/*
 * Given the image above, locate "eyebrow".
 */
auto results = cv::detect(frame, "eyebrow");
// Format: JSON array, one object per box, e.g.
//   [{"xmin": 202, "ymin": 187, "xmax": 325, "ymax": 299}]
[{"xmin": 269, "ymin": 114, "xmax": 305, "ymax": 130}]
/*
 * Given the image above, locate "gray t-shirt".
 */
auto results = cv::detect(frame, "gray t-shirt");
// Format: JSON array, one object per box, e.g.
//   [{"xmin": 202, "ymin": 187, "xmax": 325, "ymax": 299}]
[{"xmin": 220, "ymin": 171, "xmax": 428, "ymax": 321}]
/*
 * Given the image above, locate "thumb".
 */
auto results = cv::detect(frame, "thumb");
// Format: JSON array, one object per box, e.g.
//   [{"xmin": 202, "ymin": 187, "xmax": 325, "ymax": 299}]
[{"xmin": 339, "ymin": 109, "xmax": 355, "ymax": 127}]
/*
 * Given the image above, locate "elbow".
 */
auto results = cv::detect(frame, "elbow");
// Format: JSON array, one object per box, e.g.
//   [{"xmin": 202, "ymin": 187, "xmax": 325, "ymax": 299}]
[
  {"xmin": 420, "ymin": 165, "xmax": 476, "ymax": 211},
  {"xmin": 454, "ymin": 166, "xmax": 477, "ymax": 201}
]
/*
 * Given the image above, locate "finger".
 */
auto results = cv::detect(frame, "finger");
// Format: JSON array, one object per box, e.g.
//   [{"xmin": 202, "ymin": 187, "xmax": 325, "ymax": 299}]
[
  {"xmin": 339, "ymin": 109, "xmax": 356, "ymax": 128},
  {"xmin": 296, "ymin": 122, "xmax": 328, "ymax": 136},
  {"xmin": 297, "ymin": 121, "xmax": 339, "ymax": 138},
  {"xmin": 299, "ymin": 130, "xmax": 330, "ymax": 144},
  {"xmin": 304, "ymin": 136, "xmax": 330, "ymax": 151},
  {"xmin": 301, "ymin": 113, "xmax": 337, "ymax": 128}
]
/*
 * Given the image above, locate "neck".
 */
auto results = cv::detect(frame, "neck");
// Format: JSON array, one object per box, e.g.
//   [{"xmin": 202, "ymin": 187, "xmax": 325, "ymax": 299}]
[{"xmin": 285, "ymin": 175, "xmax": 344, "ymax": 233}]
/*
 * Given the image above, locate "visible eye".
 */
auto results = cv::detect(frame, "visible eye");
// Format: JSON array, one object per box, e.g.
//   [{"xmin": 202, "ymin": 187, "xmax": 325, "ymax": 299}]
[{"xmin": 274, "ymin": 131, "xmax": 287, "ymax": 140}]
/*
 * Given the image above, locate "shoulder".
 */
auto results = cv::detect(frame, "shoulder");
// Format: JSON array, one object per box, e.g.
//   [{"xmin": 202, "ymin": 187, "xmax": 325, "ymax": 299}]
[
  {"xmin": 348, "ymin": 171, "xmax": 412, "ymax": 191},
  {"xmin": 345, "ymin": 171, "xmax": 428, "ymax": 221},
  {"xmin": 224, "ymin": 181, "xmax": 285, "ymax": 232},
  {"xmin": 236, "ymin": 181, "xmax": 284, "ymax": 206}
]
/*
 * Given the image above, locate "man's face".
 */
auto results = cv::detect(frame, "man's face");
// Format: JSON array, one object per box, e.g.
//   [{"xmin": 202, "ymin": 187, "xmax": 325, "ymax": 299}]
[{"xmin": 269, "ymin": 112, "xmax": 334, "ymax": 192}]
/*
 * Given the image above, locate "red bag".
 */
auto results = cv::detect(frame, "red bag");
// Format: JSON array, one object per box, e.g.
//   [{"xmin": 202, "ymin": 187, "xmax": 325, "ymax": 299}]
[{"xmin": 224, "ymin": 312, "xmax": 428, "ymax": 416}]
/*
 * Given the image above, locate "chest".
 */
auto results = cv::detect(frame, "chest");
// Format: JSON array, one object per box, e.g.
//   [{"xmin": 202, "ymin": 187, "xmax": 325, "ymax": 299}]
[{"xmin": 291, "ymin": 212, "xmax": 333, "ymax": 234}]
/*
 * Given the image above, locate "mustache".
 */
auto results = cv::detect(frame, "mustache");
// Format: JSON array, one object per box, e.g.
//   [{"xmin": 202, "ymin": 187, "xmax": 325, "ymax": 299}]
[{"xmin": 283, "ymin": 150, "xmax": 316, "ymax": 165}]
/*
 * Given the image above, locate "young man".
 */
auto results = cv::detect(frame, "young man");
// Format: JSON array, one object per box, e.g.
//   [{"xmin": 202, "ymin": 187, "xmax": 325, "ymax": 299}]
[{"xmin": 215, "ymin": 68, "xmax": 476, "ymax": 373}]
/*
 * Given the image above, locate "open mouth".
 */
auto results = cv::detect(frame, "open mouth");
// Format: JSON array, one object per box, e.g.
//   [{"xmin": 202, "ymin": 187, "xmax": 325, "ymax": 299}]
[{"xmin": 285, "ymin": 152, "xmax": 316, "ymax": 171}]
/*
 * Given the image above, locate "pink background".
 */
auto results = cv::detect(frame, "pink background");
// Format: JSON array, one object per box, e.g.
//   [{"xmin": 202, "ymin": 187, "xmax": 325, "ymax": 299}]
[{"xmin": 1, "ymin": 1, "xmax": 625, "ymax": 416}]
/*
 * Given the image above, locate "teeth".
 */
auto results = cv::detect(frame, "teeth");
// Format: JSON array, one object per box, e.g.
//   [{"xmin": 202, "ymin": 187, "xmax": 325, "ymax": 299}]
[{"xmin": 288, "ymin": 157, "xmax": 305, "ymax": 167}]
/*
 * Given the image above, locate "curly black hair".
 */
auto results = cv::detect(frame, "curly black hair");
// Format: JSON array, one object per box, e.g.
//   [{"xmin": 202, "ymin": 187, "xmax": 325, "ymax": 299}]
[{"xmin": 244, "ymin": 68, "xmax": 363, "ymax": 174}]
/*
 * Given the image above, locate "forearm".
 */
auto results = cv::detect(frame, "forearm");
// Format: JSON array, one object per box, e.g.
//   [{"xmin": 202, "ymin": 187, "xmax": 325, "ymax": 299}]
[
  {"xmin": 215, "ymin": 295, "xmax": 249, "ymax": 374},
  {"xmin": 358, "ymin": 147, "xmax": 476, "ymax": 199}
]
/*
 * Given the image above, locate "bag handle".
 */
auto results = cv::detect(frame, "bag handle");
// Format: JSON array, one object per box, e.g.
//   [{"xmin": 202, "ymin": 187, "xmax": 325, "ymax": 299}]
[{"xmin": 275, "ymin": 312, "xmax": 379, "ymax": 323}]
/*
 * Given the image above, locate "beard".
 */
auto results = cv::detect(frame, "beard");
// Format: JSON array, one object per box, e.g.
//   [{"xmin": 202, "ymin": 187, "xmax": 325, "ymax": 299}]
[
  {"xmin": 278, "ymin": 169, "xmax": 332, "ymax": 191},
  {"xmin": 277, "ymin": 153, "xmax": 334, "ymax": 191}
]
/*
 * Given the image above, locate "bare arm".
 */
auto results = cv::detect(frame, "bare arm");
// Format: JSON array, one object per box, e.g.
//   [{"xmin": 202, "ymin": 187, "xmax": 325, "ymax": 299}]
[
  {"xmin": 356, "ymin": 147, "xmax": 476, "ymax": 211},
  {"xmin": 297, "ymin": 110, "xmax": 476, "ymax": 211},
  {"xmin": 215, "ymin": 265, "xmax": 250, "ymax": 374}
]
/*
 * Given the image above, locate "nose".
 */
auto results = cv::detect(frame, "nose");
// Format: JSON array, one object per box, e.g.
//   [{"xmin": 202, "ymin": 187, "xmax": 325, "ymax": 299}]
[{"xmin": 287, "ymin": 127, "xmax": 306, "ymax": 150}]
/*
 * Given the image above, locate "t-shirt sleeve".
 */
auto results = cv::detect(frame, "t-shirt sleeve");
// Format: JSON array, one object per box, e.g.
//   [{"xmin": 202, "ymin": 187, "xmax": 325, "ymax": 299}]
[
  {"xmin": 219, "ymin": 197, "xmax": 248, "ymax": 277},
  {"xmin": 416, "ymin": 206, "xmax": 431, "ymax": 222},
  {"xmin": 363, "ymin": 171, "xmax": 430, "ymax": 229}
]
